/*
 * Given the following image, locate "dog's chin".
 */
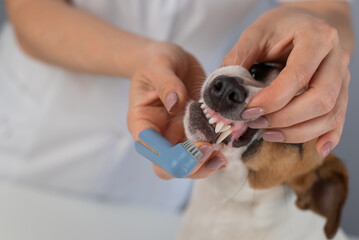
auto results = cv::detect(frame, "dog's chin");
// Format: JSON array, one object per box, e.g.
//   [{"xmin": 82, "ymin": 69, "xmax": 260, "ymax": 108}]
[{"xmin": 184, "ymin": 101, "xmax": 258, "ymax": 148}]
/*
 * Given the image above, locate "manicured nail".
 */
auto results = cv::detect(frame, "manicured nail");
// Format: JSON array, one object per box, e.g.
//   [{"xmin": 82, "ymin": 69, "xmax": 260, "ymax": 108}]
[
  {"xmin": 205, "ymin": 156, "xmax": 225, "ymax": 170},
  {"xmin": 198, "ymin": 145, "xmax": 214, "ymax": 163},
  {"xmin": 262, "ymin": 130, "xmax": 285, "ymax": 142},
  {"xmin": 322, "ymin": 141, "xmax": 333, "ymax": 158},
  {"xmin": 242, "ymin": 107, "xmax": 264, "ymax": 119},
  {"xmin": 247, "ymin": 117, "xmax": 269, "ymax": 128},
  {"xmin": 165, "ymin": 92, "xmax": 178, "ymax": 112}
]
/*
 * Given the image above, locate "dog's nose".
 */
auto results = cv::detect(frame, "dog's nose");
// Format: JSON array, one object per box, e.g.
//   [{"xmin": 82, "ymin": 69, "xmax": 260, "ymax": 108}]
[{"xmin": 208, "ymin": 76, "xmax": 246, "ymax": 110}]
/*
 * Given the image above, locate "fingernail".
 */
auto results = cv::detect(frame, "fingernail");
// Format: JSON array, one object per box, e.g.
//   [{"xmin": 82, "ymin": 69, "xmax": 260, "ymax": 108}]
[
  {"xmin": 198, "ymin": 145, "xmax": 214, "ymax": 163},
  {"xmin": 205, "ymin": 156, "xmax": 225, "ymax": 170},
  {"xmin": 165, "ymin": 92, "xmax": 178, "ymax": 112},
  {"xmin": 322, "ymin": 141, "xmax": 333, "ymax": 158},
  {"xmin": 262, "ymin": 130, "xmax": 285, "ymax": 142},
  {"xmin": 242, "ymin": 107, "xmax": 264, "ymax": 119},
  {"xmin": 247, "ymin": 116, "xmax": 269, "ymax": 128}
]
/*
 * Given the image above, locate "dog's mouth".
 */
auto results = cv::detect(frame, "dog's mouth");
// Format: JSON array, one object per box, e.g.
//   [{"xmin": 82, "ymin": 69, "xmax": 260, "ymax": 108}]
[{"xmin": 187, "ymin": 99, "xmax": 258, "ymax": 147}]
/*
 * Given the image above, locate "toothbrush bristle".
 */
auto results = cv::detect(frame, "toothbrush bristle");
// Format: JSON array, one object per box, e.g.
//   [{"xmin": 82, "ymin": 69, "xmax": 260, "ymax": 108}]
[{"xmin": 183, "ymin": 140, "xmax": 203, "ymax": 161}]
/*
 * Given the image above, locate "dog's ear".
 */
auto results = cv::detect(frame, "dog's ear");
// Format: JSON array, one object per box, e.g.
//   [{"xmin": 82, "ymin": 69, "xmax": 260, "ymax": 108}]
[{"xmin": 287, "ymin": 153, "xmax": 348, "ymax": 239}]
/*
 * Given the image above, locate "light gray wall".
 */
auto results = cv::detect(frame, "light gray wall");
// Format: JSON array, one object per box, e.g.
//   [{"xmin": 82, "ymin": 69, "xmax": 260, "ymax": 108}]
[
  {"xmin": 0, "ymin": 0, "xmax": 358, "ymax": 236},
  {"xmin": 333, "ymin": 2, "xmax": 359, "ymax": 235}
]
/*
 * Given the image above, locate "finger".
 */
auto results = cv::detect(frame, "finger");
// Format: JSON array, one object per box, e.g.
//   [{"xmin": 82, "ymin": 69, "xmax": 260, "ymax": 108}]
[
  {"xmin": 254, "ymin": 49, "xmax": 348, "ymax": 129},
  {"xmin": 263, "ymin": 80, "xmax": 348, "ymax": 144},
  {"xmin": 316, "ymin": 127, "xmax": 343, "ymax": 158},
  {"xmin": 187, "ymin": 142, "xmax": 215, "ymax": 174},
  {"xmin": 316, "ymin": 72, "xmax": 350, "ymax": 157},
  {"xmin": 152, "ymin": 142, "xmax": 216, "ymax": 180},
  {"xmin": 222, "ymin": 27, "xmax": 265, "ymax": 69},
  {"xmin": 127, "ymin": 106, "xmax": 168, "ymax": 140},
  {"xmin": 150, "ymin": 66, "xmax": 188, "ymax": 114},
  {"xmin": 245, "ymin": 29, "xmax": 337, "ymax": 117},
  {"xmin": 152, "ymin": 164, "xmax": 174, "ymax": 180},
  {"xmin": 188, "ymin": 152, "xmax": 227, "ymax": 179},
  {"xmin": 163, "ymin": 112, "xmax": 185, "ymax": 144}
]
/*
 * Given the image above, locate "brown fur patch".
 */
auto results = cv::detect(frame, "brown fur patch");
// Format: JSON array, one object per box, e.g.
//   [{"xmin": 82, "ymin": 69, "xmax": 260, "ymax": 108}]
[
  {"xmin": 288, "ymin": 153, "xmax": 348, "ymax": 239},
  {"xmin": 243, "ymin": 139, "xmax": 322, "ymax": 189},
  {"xmin": 242, "ymin": 139, "xmax": 348, "ymax": 239}
]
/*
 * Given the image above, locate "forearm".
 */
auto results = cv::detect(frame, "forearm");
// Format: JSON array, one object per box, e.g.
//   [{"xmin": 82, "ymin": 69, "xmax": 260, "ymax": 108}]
[
  {"xmin": 280, "ymin": 1, "xmax": 355, "ymax": 54},
  {"xmin": 6, "ymin": 0, "xmax": 153, "ymax": 78}
]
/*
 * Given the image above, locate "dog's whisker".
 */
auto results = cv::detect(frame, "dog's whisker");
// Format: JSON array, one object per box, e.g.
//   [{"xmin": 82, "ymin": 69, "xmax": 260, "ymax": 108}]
[
  {"xmin": 221, "ymin": 172, "xmax": 249, "ymax": 206},
  {"xmin": 239, "ymin": 49, "xmax": 250, "ymax": 67},
  {"xmin": 233, "ymin": 48, "xmax": 238, "ymax": 66}
]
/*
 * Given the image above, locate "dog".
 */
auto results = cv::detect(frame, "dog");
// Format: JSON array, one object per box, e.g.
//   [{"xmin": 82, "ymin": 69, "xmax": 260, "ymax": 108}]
[{"xmin": 178, "ymin": 63, "xmax": 349, "ymax": 240}]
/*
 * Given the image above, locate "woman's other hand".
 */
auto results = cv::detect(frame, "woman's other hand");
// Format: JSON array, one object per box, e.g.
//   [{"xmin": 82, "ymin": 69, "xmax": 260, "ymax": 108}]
[
  {"xmin": 127, "ymin": 42, "xmax": 226, "ymax": 179},
  {"xmin": 222, "ymin": 2, "xmax": 354, "ymax": 157}
]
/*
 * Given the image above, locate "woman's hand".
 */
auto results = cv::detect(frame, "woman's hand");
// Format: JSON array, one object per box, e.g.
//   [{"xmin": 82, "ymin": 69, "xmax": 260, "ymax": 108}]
[
  {"xmin": 222, "ymin": 4, "xmax": 354, "ymax": 157},
  {"xmin": 127, "ymin": 42, "xmax": 226, "ymax": 179}
]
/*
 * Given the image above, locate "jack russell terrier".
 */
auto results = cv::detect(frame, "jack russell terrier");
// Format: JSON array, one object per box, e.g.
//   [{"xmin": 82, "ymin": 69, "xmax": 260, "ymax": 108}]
[{"xmin": 178, "ymin": 63, "xmax": 349, "ymax": 240}]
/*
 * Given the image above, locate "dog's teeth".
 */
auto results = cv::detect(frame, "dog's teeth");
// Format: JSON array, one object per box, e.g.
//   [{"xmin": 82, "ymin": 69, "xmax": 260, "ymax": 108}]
[
  {"xmin": 216, "ymin": 129, "xmax": 232, "ymax": 144},
  {"xmin": 205, "ymin": 114, "xmax": 211, "ymax": 119},
  {"xmin": 203, "ymin": 109, "xmax": 208, "ymax": 114},
  {"xmin": 209, "ymin": 117, "xmax": 217, "ymax": 124},
  {"xmin": 199, "ymin": 99, "xmax": 204, "ymax": 103},
  {"xmin": 215, "ymin": 122, "xmax": 224, "ymax": 133},
  {"xmin": 220, "ymin": 125, "xmax": 231, "ymax": 132},
  {"xmin": 200, "ymin": 104, "xmax": 205, "ymax": 109}
]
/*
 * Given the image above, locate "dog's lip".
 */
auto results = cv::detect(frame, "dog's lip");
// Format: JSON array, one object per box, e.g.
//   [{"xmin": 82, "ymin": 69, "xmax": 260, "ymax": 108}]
[
  {"xmin": 199, "ymin": 99, "xmax": 249, "ymax": 144},
  {"xmin": 188, "ymin": 101, "xmax": 218, "ymax": 144}
]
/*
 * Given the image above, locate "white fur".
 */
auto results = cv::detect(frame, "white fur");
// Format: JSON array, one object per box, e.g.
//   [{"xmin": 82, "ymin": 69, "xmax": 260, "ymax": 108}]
[
  {"xmin": 177, "ymin": 155, "xmax": 347, "ymax": 240},
  {"xmin": 178, "ymin": 66, "xmax": 347, "ymax": 240}
]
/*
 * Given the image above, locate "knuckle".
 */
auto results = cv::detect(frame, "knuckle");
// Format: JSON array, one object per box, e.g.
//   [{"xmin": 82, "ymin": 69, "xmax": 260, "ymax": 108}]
[
  {"xmin": 346, "ymin": 70, "xmax": 351, "ymax": 84},
  {"xmin": 268, "ymin": 88, "xmax": 288, "ymax": 110},
  {"xmin": 291, "ymin": 65, "xmax": 311, "ymax": 88},
  {"xmin": 340, "ymin": 50, "xmax": 350, "ymax": 67},
  {"xmin": 241, "ymin": 27, "xmax": 261, "ymax": 42},
  {"xmin": 331, "ymin": 105, "xmax": 346, "ymax": 128},
  {"xmin": 151, "ymin": 55, "xmax": 172, "ymax": 67},
  {"xmin": 317, "ymin": 87, "xmax": 337, "ymax": 114},
  {"xmin": 328, "ymin": 28, "xmax": 339, "ymax": 47},
  {"xmin": 318, "ymin": 22, "xmax": 339, "ymax": 47},
  {"xmin": 275, "ymin": 113, "xmax": 293, "ymax": 128},
  {"xmin": 331, "ymin": 130, "xmax": 342, "ymax": 146},
  {"xmin": 292, "ymin": 131, "xmax": 310, "ymax": 143}
]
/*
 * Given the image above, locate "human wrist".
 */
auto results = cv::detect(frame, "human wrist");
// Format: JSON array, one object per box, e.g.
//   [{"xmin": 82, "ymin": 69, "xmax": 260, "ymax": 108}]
[
  {"xmin": 111, "ymin": 35, "xmax": 156, "ymax": 78},
  {"xmin": 131, "ymin": 41, "xmax": 188, "ymax": 77}
]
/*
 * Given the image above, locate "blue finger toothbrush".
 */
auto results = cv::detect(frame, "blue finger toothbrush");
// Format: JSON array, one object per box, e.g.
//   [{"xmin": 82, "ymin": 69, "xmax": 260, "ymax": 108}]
[{"xmin": 135, "ymin": 129, "xmax": 202, "ymax": 178}]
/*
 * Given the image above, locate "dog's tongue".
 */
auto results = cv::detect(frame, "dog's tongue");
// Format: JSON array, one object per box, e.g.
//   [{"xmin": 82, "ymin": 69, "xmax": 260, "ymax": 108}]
[{"xmin": 230, "ymin": 121, "xmax": 248, "ymax": 140}]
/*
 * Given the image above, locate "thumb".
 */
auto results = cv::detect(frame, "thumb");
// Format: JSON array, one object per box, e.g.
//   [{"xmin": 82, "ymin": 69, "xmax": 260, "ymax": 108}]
[
  {"xmin": 153, "ymin": 67, "xmax": 188, "ymax": 114},
  {"xmin": 222, "ymin": 28, "xmax": 264, "ymax": 69}
]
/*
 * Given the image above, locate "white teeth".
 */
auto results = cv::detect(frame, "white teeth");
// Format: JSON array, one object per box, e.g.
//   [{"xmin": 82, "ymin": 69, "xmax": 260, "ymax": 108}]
[
  {"xmin": 203, "ymin": 109, "xmax": 208, "ymax": 114},
  {"xmin": 200, "ymin": 104, "xmax": 205, "ymax": 109},
  {"xmin": 220, "ymin": 125, "xmax": 231, "ymax": 132},
  {"xmin": 209, "ymin": 117, "xmax": 217, "ymax": 124},
  {"xmin": 199, "ymin": 99, "xmax": 204, "ymax": 103},
  {"xmin": 215, "ymin": 122, "xmax": 224, "ymax": 133},
  {"xmin": 216, "ymin": 129, "xmax": 232, "ymax": 144},
  {"xmin": 205, "ymin": 114, "xmax": 211, "ymax": 119}
]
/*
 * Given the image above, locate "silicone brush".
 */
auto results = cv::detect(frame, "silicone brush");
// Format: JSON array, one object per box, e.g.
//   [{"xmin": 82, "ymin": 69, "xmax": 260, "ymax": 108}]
[{"xmin": 135, "ymin": 129, "xmax": 202, "ymax": 178}]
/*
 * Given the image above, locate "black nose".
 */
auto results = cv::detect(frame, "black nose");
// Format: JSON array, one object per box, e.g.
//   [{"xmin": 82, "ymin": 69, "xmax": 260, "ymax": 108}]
[{"xmin": 208, "ymin": 76, "xmax": 246, "ymax": 111}]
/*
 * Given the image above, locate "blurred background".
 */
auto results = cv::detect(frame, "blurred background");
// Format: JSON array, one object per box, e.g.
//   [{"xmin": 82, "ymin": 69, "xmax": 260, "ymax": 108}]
[{"xmin": 0, "ymin": 0, "xmax": 357, "ymax": 239}]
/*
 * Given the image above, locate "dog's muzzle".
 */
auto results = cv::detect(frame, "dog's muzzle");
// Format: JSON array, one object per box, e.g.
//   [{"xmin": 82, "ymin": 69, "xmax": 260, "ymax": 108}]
[{"xmin": 186, "ymin": 76, "xmax": 258, "ymax": 147}]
